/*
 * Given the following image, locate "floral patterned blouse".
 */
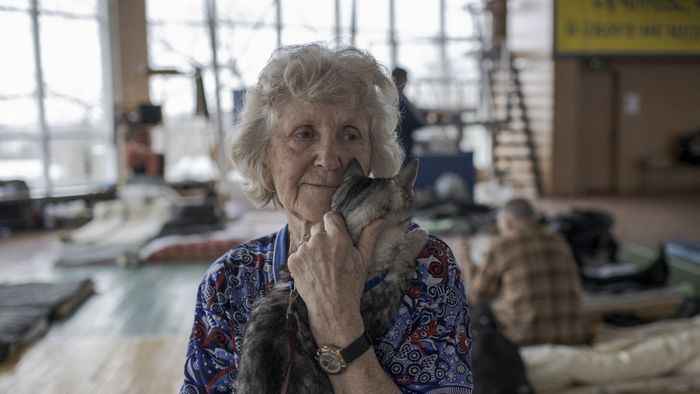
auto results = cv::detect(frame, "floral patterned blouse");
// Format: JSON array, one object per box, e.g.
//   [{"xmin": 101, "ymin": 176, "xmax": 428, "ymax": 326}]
[{"xmin": 180, "ymin": 225, "xmax": 473, "ymax": 393}]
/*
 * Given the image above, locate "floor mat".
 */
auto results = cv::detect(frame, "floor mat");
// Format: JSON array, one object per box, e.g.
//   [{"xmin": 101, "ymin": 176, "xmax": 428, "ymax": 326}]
[
  {"xmin": 0, "ymin": 306, "xmax": 50, "ymax": 343},
  {"xmin": 0, "ymin": 279, "xmax": 94, "ymax": 362},
  {"xmin": 54, "ymin": 243, "xmax": 136, "ymax": 267},
  {"xmin": 0, "ymin": 279, "xmax": 94, "ymax": 318},
  {"xmin": 666, "ymin": 240, "xmax": 700, "ymax": 266}
]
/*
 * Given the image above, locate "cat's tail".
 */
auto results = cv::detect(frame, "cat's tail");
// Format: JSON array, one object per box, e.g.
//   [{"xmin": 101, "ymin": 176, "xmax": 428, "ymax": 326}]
[{"xmin": 237, "ymin": 287, "xmax": 291, "ymax": 393}]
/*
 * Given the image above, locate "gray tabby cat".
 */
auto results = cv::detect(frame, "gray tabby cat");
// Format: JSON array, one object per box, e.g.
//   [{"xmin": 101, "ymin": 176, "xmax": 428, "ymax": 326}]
[{"xmin": 237, "ymin": 159, "xmax": 428, "ymax": 393}]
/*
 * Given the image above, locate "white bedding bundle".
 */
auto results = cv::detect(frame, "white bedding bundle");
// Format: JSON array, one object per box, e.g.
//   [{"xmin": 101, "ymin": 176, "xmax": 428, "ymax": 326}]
[{"xmin": 522, "ymin": 316, "xmax": 700, "ymax": 393}]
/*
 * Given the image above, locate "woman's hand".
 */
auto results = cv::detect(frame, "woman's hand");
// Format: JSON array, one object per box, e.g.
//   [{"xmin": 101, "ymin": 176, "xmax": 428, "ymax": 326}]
[{"xmin": 287, "ymin": 211, "xmax": 386, "ymax": 346}]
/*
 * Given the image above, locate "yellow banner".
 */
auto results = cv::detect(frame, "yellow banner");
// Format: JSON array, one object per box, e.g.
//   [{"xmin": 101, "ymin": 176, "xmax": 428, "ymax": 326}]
[{"xmin": 555, "ymin": 0, "xmax": 700, "ymax": 55}]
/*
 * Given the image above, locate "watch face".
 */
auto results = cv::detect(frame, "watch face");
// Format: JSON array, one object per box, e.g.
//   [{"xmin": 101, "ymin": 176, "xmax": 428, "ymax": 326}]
[{"xmin": 317, "ymin": 351, "xmax": 343, "ymax": 374}]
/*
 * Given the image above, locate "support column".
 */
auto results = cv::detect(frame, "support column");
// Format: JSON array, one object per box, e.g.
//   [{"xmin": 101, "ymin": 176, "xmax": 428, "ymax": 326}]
[
  {"xmin": 110, "ymin": 0, "xmax": 149, "ymax": 110},
  {"xmin": 110, "ymin": 0, "xmax": 149, "ymax": 184},
  {"xmin": 552, "ymin": 58, "xmax": 582, "ymax": 195}
]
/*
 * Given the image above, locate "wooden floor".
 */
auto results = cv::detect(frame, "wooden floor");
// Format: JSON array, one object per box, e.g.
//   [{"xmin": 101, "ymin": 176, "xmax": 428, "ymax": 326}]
[
  {"xmin": 0, "ymin": 232, "xmax": 206, "ymax": 393},
  {"xmin": 0, "ymin": 210, "xmax": 287, "ymax": 394},
  {"xmin": 1, "ymin": 336, "xmax": 187, "ymax": 393}
]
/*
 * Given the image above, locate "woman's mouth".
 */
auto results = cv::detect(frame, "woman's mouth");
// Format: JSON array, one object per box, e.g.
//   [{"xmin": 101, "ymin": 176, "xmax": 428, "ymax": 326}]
[
  {"xmin": 306, "ymin": 184, "xmax": 338, "ymax": 189},
  {"xmin": 304, "ymin": 181, "xmax": 339, "ymax": 189}
]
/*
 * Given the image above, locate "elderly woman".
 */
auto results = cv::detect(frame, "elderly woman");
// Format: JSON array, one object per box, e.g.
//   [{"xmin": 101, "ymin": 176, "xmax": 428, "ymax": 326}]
[{"xmin": 181, "ymin": 43, "xmax": 472, "ymax": 393}]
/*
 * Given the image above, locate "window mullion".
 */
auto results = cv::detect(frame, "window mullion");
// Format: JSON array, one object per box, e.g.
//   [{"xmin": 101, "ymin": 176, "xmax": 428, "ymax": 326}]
[
  {"xmin": 98, "ymin": 0, "xmax": 115, "ymax": 192},
  {"xmin": 29, "ymin": 0, "xmax": 52, "ymax": 196}
]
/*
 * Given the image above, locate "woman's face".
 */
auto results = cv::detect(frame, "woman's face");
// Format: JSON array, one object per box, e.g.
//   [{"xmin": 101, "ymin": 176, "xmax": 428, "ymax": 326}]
[{"xmin": 265, "ymin": 98, "xmax": 372, "ymax": 224}]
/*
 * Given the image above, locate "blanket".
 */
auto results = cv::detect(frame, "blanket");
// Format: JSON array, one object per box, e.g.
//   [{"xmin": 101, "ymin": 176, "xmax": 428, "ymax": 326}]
[{"xmin": 522, "ymin": 316, "xmax": 700, "ymax": 393}]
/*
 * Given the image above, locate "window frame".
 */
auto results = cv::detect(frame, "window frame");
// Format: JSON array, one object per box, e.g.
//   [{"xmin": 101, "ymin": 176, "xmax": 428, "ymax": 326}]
[{"xmin": 0, "ymin": 0, "xmax": 115, "ymax": 198}]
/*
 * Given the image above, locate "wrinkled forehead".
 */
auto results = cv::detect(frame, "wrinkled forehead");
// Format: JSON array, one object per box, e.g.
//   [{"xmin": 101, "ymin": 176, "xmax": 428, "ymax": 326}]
[
  {"xmin": 271, "ymin": 97, "xmax": 371, "ymax": 126},
  {"xmin": 281, "ymin": 95, "xmax": 365, "ymax": 112},
  {"xmin": 271, "ymin": 89, "xmax": 363, "ymax": 112}
]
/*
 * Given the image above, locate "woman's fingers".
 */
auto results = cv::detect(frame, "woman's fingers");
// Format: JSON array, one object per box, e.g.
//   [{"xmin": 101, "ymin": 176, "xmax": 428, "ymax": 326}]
[
  {"xmin": 322, "ymin": 212, "xmax": 345, "ymax": 238},
  {"xmin": 356, "ymin": 218, "xmax": 387, "ymax": 267},
  {"xmin": 310, "ymin": 221, "xmax": 326, "ymax": 237}
]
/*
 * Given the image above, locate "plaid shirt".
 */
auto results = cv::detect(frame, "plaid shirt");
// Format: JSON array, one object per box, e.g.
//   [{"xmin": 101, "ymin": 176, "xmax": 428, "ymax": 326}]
[{"xmin": 469, "ymin": 227, "xmax": 588, "ymax": 346}]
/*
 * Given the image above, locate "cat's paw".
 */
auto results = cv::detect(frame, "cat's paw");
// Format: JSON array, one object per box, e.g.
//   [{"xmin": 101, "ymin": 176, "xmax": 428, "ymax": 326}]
[
  {"xmin": 405, "ymin": 228, "xmax": 429, "ymax": 256},
  {"xmin": 408, "ymin": 228, "xmax": 429, "ymax": 244}
]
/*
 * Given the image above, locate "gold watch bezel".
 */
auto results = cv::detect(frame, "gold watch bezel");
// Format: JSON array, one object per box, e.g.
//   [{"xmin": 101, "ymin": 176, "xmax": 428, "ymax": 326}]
[{"xmin": 315, "ymin": 345, "xmax": 347, "ymax": 374}]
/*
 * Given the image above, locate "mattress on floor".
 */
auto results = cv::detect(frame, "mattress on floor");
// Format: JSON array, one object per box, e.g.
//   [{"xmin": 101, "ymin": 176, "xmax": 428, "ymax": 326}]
[
  {"xmin": 0, "ymin": 306, "xmax": 50, "ymax": 343},
  {"xmin": 522, "ymin": 316, "xmax": 700, "ymax": 393},
  {"xmin": 0, "ymin": 279, "xmax": 95, "ymax": 318},
  {"xmin": 55, "ymin": 243, "xmax": 137, "ymax": 267},
  {"xmin": 666, "ymin": 240, "xmax": 700, "ymax": 266},
  {"xmin": 557, "ymin": 375, "xmax": 700, "ymax": 394},
  {"xmin": 0, "ymin": 306, "xmax": 49, "ymax": 363},
  {"xmin": 0, "ymin": 279, "xmax": 94, "ymax": 363},
  {"xmin": 138, "ymin": 230, "xmax": 243, "ymax": 264},
  {"xmin": 59, "ymin": 200, "xmax": 126, "ymax": 244}
]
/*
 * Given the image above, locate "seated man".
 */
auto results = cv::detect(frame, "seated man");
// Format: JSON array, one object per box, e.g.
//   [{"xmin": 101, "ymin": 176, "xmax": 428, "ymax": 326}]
[{"xmin": 465, "ymin": 198, "xmax": 590, "ymax": 346}]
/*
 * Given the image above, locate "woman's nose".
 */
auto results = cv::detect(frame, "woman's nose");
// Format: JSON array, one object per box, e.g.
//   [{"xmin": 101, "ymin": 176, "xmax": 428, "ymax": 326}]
[{"xmin": 314, "ymin": 136, "xmax": 342, "ymax": 171}]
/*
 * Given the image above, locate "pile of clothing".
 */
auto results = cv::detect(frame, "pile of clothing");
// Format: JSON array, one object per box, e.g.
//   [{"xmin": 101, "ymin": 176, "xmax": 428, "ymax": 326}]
[{"xmin": 549, "ymin": 209, "xmax": 670, "ymax": 294}]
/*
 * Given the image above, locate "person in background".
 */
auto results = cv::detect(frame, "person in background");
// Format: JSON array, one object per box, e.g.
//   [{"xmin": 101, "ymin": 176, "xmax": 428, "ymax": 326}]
[
  {"xmin": 465, "ymin": 198, "xmax": 590, "ymax": 346},
  {"xmin": 180, "ymin": 43, "xmax": 472, "ymax": 393},
  {"xmin": 392, "ymin": 67, "xmax": 425, "ymax": 164}
]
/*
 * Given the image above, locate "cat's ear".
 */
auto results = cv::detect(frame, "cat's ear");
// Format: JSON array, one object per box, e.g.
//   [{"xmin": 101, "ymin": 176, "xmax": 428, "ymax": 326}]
[
  {"xmin": 396, "ymin": 159, "xmax": 419, "ymax": 188},
  {"xmin": 343, "ymin": 158, "xmax": 366, "ymax": 180}
]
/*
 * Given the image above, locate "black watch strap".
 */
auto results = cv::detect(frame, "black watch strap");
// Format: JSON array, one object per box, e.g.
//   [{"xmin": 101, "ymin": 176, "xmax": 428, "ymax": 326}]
[{"xmin": 340, "ymin": 331, "xmax": 372, "ymax": 364}]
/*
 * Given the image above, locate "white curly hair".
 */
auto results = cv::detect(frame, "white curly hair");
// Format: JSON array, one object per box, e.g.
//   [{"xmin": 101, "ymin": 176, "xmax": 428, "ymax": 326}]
[{"xmin": 226, "ymin": 42, "xmax": 404, "ymax": 208}]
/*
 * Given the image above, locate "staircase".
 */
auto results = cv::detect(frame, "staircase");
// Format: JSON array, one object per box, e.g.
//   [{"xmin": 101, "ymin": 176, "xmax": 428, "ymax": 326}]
[{"xmin": 488, "ymin": 56, "xmax": 545, "ymax": 197}]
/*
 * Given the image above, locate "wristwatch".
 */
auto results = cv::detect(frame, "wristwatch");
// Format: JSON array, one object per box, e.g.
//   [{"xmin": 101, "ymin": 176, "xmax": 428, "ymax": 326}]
[{"xmin": 315, "ymin": 332, "xmax": 372, "ymax": 374}]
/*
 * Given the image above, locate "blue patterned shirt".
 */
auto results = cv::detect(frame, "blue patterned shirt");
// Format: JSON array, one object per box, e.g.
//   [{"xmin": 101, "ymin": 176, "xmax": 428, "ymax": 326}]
[{"xmin": 181, "ymin": 226, "xmax": 473, "ymax": 393}]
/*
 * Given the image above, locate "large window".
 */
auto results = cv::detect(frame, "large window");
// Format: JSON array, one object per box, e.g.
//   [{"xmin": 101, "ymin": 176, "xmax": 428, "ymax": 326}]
[
  {"xmin": 147, "ymin": 0, "xmax": 481, "ymax": 112},
  {"xmin": 0, "ymin": 0, "xmax": 114, "ymax": 197},
  {"xmin": 146, "ymin": 0, "xmax": 488, "ymax": 178}
]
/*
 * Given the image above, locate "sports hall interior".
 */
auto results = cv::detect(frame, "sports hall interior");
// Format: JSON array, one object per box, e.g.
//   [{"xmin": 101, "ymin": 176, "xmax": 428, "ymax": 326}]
[{"xmin": 1, "ymin": 1, "xmax": 699, "ymax": 393}]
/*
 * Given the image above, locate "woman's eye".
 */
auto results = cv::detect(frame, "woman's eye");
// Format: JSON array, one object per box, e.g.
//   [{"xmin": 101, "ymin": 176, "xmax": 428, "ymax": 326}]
[
  {"xmin": 294, "ymin": 129, "xmax": 314, "ymax": 140},
  {"xmin": 343, "ymin": 129, "xmax": 361, "ymax": 141}
]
